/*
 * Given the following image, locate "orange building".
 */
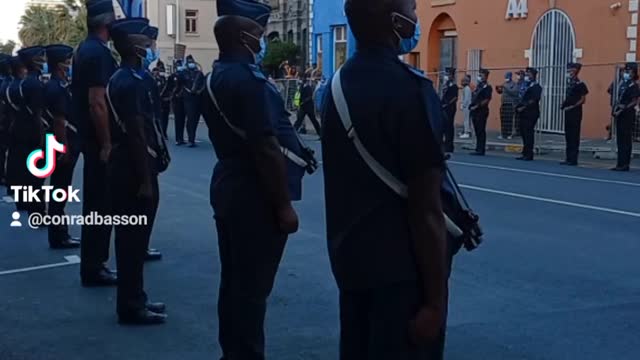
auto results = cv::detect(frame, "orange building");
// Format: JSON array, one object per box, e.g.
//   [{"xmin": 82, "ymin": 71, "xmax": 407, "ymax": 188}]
[{"xmin": 415, "ymin": 0, "xmax": 640, "ymax": 138}]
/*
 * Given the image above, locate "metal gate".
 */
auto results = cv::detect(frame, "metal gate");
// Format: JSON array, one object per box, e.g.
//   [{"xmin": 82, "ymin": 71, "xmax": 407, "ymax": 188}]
[{"xmin": 531, "ymin": 9, "xmax": 576, "ymax": 133}]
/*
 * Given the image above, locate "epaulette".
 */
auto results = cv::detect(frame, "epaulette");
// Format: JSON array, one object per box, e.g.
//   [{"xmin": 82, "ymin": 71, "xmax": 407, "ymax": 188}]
[
  {"xmin": 247, "ymin": 63, "xmax": 267, "ymax": 81},
  {"xmin": 400, "ymin": 61, "xmax": 429, "ymax": 80}
]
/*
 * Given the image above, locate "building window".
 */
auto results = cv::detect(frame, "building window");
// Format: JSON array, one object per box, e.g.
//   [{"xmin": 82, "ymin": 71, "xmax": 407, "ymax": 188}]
[
  {"xmin": 185, "ymin": 10, "xmax": 198, "ymax": 34},
  {"xmin": 333, "ymin": 26, "xmax": 347, "ymax": 71},
  {"xmin": 316, "ymin": 35, "xmax": 323, "ymax": 70}
]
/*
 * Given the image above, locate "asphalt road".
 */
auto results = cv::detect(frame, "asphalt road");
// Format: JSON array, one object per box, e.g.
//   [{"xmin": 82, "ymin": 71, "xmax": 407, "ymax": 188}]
[{"xmin": 0, "ymin": 128, "xmax": 639, "ymax": 360}]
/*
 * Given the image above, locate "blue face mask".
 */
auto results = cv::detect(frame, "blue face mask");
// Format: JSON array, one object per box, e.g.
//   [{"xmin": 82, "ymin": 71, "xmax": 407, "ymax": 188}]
[
  {"xmin": 398, "ymin": 21, "xmax": 421, "ymax": 55},
  {"xmin": 623, "ymin": 72, "xmax": 631, "ymax": 81},
  {"xmin": 144, "ymin": 48, "xmax": 158, "ymax": 69},
  {"xmin": 187, "ymin": 62, "xmax": 196, "ymax": 70},
  {"xmin": 41, "ymin": 63, "xmax": 49, "ymax": 74},
  {"xmin": 255, "ymin": 37, "xmax": 267, "ymax": 65},
  {"xmin": 177, "ymin": 65, "xmax": 186, "ymax": 72}
]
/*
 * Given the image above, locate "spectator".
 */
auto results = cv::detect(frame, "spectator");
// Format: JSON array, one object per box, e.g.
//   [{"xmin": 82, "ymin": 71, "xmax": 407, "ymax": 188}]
[
  {"xmin": 496, "ymin": 71, "xmax": 519, "ymax": 139},
  {"xmin": 459, "ymin": 75, "xmax": 472, "ymax": 138}
]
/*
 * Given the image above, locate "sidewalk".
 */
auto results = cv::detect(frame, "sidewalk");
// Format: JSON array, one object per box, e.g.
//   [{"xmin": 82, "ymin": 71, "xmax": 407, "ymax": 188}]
[{"xmin": 454, "ymin": 130, "xmax": 640, "ymax": 159}]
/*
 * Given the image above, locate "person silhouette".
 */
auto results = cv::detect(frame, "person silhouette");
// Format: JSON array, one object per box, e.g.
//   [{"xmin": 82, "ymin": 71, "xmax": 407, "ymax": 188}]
[{"xmin": 10, "ymin": 212, "xmax": 22, "ymax": 227}]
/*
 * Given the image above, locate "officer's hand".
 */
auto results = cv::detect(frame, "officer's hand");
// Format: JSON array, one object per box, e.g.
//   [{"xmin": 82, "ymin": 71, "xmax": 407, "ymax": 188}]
[
  {"xmin": 99, "ymin": 145, "xmax": 112, "ymax": 163},
  {"xmin": 277, "ymin": 204, "xmax": 299, "ymax": 234},
  {"xmin": 409, "ymin": 306, "xmax": 445, "ymax": 345},
  {"xmin": 137, "ymin": 182, "xmax": 153, "ymax": 200}
]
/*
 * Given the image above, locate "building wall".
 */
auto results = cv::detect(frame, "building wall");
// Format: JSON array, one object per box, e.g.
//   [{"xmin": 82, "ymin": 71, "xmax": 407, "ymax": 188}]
[
  {"xmin": 146, "ymin": 0, "xmax": 219, "ymax": 72},
  {"xmin": 312, "ymin": 0, "xmax": 355, "ymax": 78},
  {"xmin": 417, "ymin": 0, "xmax": 640, "ymax": 138}
]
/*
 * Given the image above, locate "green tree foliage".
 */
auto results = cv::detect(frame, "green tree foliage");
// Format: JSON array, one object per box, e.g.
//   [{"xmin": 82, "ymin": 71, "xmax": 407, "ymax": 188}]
[
  {"xmin": 19, "ymin": 0, "xmax": 87, "ymax": 48},
  {"xmin": 262, "ymin": 40, "xmax": 301, "ymax": 75},
  {"xmin": 0, "ymin": 40, "xmax": 17, "ymax": 54}
]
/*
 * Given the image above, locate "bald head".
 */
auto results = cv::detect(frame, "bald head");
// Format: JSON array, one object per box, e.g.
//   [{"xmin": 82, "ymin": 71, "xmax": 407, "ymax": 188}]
[{"xmin": 215, "ymin": 15, "xmax": 264, "ymax": 55}]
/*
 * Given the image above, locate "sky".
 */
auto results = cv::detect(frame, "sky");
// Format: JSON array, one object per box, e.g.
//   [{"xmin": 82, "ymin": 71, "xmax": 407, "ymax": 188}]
[{"xmin": 0, "ymin": 0, "xmax": 27, "ymax": 46}]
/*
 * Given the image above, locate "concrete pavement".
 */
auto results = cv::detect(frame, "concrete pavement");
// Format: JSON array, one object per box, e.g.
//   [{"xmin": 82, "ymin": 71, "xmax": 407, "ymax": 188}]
[{"xmin": 0, "ymin": 126, "xmax": 639, "ymax": 359}]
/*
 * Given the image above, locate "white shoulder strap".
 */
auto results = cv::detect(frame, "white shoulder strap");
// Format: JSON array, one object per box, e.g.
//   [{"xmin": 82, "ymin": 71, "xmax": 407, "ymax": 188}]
[
  {"xmin": 331, "ymin": 69, "xmax": 408, "ymax": 197},
  {"xmin": 5, "ymin": 83, "xmax": 19, "ymax": 111},
  {"xmin": 206, "ymin": 72, "xmax": 308, "ymax": 168},
  {"xmin": 331, "ymin": 69, "xmax": 463, "ymax": 237}
]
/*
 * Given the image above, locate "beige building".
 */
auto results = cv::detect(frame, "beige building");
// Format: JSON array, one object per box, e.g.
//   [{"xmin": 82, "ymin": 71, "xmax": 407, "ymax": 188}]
[{"xmin": 145, "ymin": 0, "xmax": 219, "ymax": 72}]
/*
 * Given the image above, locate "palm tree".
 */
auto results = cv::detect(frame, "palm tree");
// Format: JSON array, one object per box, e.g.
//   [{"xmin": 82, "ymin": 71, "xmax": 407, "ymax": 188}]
[{"xmin": 18, "ymin": 0, "xmax": 87, "ymax": 48}]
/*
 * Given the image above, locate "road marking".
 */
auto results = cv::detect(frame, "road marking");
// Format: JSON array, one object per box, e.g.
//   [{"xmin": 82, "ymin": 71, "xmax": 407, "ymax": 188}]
[
  {"xmin": 0, "ymin": 255, "xmax": 80, "ymax": 277},
  {"xmin": 460, "ymin": 184, "xmax": 640, "ymax": 218},
  {"xmin": 450, "ymin": 161, "xmax": 640, "ymax": 188}
]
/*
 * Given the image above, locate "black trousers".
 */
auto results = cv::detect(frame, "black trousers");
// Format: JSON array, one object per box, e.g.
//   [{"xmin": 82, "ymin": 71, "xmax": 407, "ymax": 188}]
[
  {"xmin": 80, "ymin": 148, "xmax": 113, "ymax": 277},
  {"xmin": 564, "ymin": 110, "xmax": 582, "ymax": 164},
  {"xmin": 7, "ymin": 142, "xmax": 46, "ymax": 214},
  {"xmin": 160, "ymin": 101, "xmax": 171, "ymax": 139},
  {"xmin": 442, "ymin": 109, "xmax": 456, "ymax": 153},
  {"xmin": 519, "ymin": 113, "xmax": 538, "ymax": 159},
  {"xmin": 616, "ymin": 110, "xmax": 635, "ymax": 168},
  {"xmin": 339, "ymin": 282, "xmax": 446, "ymax": 360},
  {"xmin": 500, "ymin": 103, "xmax": 515, "ymax": 138},
  {"xmin": 173, "ymin": 97, "xmax": 186, "ymax": 143},
  {"xmin": 294, "ymin": 104, "xmax": 322, "ymax": 136},
  {"xmin": 111, "ymin": 173, "xmax": 158, "ymax": 314},
  {"xmin": 471, "ymin": 112, "xmax": 488, "ymax": 154},
  {"xmin": 47, "ymin": 151, "xmax": 79, "ymax": 245},
  {"xmin": 185, "ymin": 94, "xmax": 201, "ymax": 143},
  {"xmin": 213, "ymin": 181, "xmax": 288, "ymax": 360}
]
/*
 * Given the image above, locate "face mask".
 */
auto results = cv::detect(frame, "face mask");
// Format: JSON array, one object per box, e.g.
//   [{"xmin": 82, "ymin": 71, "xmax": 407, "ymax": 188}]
[
  {"xmin": 177, "ymin": 65, "xmax": 186, "ymax": 72},
  {"xmin": 41, "ymin": 63, "xmax": 49, "ymax": 74},
  {"xmin": 134, "ymin": 45, "xmax": 149, "ymax": 70},
  {"xmin": 398, "ymin": 20, "xmax": 421, "ymax": 55},
  {"xmin": 524, "ymin": 76, "xmax": 531, "ymax": 82},
  {"xmin": 392, "ymin": 12, "xmax": 419, "ymax": 55},
  {"xmin": 623, "ymin": 72, "xmax": 631, "ymax": 81},
  {"xmin": 242, "ymin": 31, "xmax": 267, "ymax": 65},
  {"xmin": 144, "ymin": 48, "xmax": 158, "ymax": 69},
  {"xmin": 505, "ymin": 78, "xmax": 511, "ymax": 82},
  {"xmin": 477, "ymin": 76, "xmax": 483, "ymax": 83},
  {"xmin": 443, "ymin": 75, "xmax": 449, "ymax": 82},
  {"xmin": 187, "ymin": 62, "xmax": 196, "ymax": 70},
  {"xmin": 66, "ymin": 66, "xmax": 72, "ymax": 79}
]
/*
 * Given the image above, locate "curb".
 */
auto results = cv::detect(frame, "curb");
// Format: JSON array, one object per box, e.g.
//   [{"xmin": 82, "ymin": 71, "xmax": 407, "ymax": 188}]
[{"xmin": 455, "ymin": 140, "xmax": 640, "ymax": 158}]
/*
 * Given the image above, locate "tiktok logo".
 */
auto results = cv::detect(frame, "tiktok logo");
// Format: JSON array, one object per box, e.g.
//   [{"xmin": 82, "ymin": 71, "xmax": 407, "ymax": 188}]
[{"xmin": 26, "ymin": 134, "xmax": 66, "ymax": 179}]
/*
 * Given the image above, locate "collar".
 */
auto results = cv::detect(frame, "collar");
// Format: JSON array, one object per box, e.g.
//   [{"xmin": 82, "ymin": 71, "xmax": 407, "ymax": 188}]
[
  {"xmin": 218, "ymin": 52, "xmax": 255, "ymax": 64},
  {"xmin": 51, "ymin": 74, "xmax": 69, "ymax": 87},
  {"xmin": 88, "ymin": 33, "xmax": 108, "ymax": 46},
  {"xmin": 121, "ymin": 63, "xmax": 145, "ymax": 80}
]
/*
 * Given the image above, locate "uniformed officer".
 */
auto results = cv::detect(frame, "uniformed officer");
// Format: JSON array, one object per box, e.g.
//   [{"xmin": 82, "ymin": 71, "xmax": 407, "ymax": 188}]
[
  {"xmin": 200, "ymin": 0, "xmax": 304, "ymax": 357},
  {"xmin": 611, "ymin": 62, "xmax": 640, "ymax": 171},
  {"xmin": 440, "ymin": 67, "xmax": 458, "ymax": 154},
  {"xmin": 560, "ymin": 62, "xmax": 589, "ymax": 166},
  {"xmin": 323, "ymin": 0, "xmax": 448, "ymax": 358},
  {"xmin": 469, "ymin": 68, "xmax": 492, "ymax": 156},
  {"xmin": 183, "ymin": 54, "xmax": 205, "ymax": 147},
  {"xmin": 155, "ymin": 65, "xmax": 172, "ymax": 139},
  {"xmin": 72, "ymin": 0, "xmax": 118, "ymax": 286},
  {"xmin": 7, "ymin": 47, "xmax": 47, "ymax": 215},
  {"xmin": 171, "ymin": 59, "xmax": 187, "ymax": 145},
  {"xmin": 44, "ymin": 44, "xmax": 81, "ymax": 249},
  {"xmin": 140, "ymin": 25, "xmax": 163, "ymax": 262},
  {"xmin": 293, "ymin": 76, "xmax": 323, "ymax": 137},
  {"xmin": 0, "ymin": 54, "xmax": 11, "ymax": 187},
  {"xmin": 106, "ymin": 17, "xmax": 168, "ymax": 325},
  {"xmin": 4, "ymin": 57, "xmax": 25, "ymax": 196},
  {"xmin": 515, "ymin": 67, "xmax": 543, "ymax": 161}
]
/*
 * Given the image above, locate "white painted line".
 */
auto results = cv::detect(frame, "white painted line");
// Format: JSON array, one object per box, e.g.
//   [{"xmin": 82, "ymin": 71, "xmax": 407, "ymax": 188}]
[
  {"xmin": 450, "ymin": 161, "xmax": 640, "ymax": 188},
  {"xmin": 460, "ymin": 184, "xmax": 640, "ymax": 218},
  {"xmin": 0, "ymin": 255, "xmax": 80, "ymax": 277}
]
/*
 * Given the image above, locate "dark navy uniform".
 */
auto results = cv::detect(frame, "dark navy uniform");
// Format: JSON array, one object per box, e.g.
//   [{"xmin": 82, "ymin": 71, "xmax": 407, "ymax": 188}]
[
  {"xmin": 172, "ymin": 61, "xmax": 187, "ymax": 144},
  {"xmin": 156, "ymin": 70, "xmax": 171, "ymax": 138},
  {"xmin": 7, "ymin": 48, "xmax": 46, "ymax": 214},
  {"xmin": 0, "ymin": 54, "xmax": 11, "ymax": 186},
  {"xmin": 470, "ymin": 71, "xmax": 492, "ymax": 155},
  {"xmin": 201, "ymin": 1, "xmax": 305, "ymax": 357},
  {"xmin": 72, "ymin": 6, "xmax": 119, "ymax": 277},
  {"xmin": 440, "ymin": 68, "xmax": 458, "ymax": 153},
  {"xmin": 44, "ymin": 44, "xmax": 80, "ymax": 247},
  {"xmin": 293, "ymin": 79, "xmax": 322, "ymax": 136},
  {"xmin": 516, "ymin": 70, "xmax": 543, "ymax": 160},
  {"xmin": 322, "ymin": 47, "xmax": 446, "ymax": 359},
  {"xmin": 107, "ymin": 18, "xmax": 169, "ymax": 319},
  {"xmin": 613, "ymin": 63, "xmax": 640, "ymax": 170},
  {"xmin": 561, "ymin": 63, "xmax": 589, "ymax": 165},
  {"xmin": 183, "ymin": 56, "xmax": 205, "ymax": 145}
]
